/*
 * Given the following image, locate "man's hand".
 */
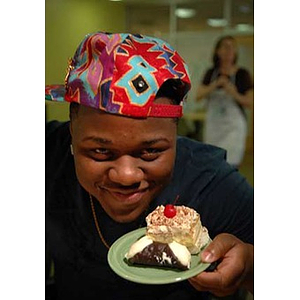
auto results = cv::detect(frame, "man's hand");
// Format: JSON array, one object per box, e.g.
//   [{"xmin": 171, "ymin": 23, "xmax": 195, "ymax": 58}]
[{"xmin": 188, "ymin": 233, "xmax": 253, "ymax": 297}]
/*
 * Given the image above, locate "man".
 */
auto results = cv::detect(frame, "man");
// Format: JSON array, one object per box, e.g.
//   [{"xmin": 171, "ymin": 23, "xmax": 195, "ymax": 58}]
[{"xmin": 46, "ymin": 32, "xmax": 253, "ymax": 300}]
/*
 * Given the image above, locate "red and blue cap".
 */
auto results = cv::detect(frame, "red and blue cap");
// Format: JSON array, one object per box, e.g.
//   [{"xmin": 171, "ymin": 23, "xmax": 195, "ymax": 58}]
[{"xmin": 45, "ymin": 32, "xmax": 191, "ymax": 118}]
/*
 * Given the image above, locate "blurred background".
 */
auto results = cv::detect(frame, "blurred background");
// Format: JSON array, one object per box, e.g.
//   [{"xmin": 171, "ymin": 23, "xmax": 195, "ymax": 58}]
[{"xmin": 45, "ymin": 0, "xmax": 254, "ymax": 186}]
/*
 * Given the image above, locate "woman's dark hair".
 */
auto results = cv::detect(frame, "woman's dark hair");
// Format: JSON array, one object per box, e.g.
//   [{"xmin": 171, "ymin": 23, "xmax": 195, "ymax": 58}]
[{"xmin": 212, "ymin": 35, "xmax": 238, "ymax": 68}]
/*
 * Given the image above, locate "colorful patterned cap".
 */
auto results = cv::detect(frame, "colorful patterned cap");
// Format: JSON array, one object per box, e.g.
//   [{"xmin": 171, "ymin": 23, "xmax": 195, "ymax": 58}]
[{"xmin": 45, "ymin": 32, "xmax": 191, "ymax": 118}]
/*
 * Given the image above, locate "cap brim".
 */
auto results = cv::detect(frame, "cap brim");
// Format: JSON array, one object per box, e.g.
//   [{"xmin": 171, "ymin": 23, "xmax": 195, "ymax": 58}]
[{"xmin": 45, "ymin": 84, "xmax": 66, "ymax": 102}]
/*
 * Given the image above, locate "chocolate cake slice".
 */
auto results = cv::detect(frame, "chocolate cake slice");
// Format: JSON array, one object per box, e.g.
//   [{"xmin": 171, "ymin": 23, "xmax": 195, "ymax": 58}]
[{"xmin": 125, "ymin": 236, "xmax": 191, "ymax": 270}]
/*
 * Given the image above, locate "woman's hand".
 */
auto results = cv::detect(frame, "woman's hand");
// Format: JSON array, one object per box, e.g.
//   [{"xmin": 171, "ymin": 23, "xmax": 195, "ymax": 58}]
[
  {"xmin": 216, "ymin": 75, "xmax": 229, "ymax": 88},
  {"xmin": 188, "ymin": 233, "xmax": 254, "ymax": 297},
  {"xmin": 223, "ymin": 80, "xmax": 254, "ymax": 108},
  {"xmin": 223, "ymin": 80, "xmax": 238, "ymax": 96}
]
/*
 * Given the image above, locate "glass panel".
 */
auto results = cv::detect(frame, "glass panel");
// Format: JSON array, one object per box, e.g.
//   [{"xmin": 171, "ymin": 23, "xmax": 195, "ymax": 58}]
[
  {"xmin": 177, "ymin": 0, "xmax": 224, "ymax": 32},
  {"xmin": 126, "ymin": 4, "xmax": 169, "ymax": 36},
  {"xmin": 125, "ymin": 0, "xmax": 254, "ymax": 34},
  {"xmin": 231, "ymin": 0, "xmax": 254, "ymax": 28}
]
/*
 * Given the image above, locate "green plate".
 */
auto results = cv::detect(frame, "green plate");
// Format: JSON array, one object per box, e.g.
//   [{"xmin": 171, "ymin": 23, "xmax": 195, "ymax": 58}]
[{"xmin": 107, "ymin": 227, "xmax": 211, "ymax": 285}]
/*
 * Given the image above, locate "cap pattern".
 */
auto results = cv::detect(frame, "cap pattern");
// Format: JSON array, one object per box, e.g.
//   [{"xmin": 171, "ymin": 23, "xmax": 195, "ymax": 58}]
[{"xmin": 46, "ymin": 32, "xmax": 191, "ymax": 118}]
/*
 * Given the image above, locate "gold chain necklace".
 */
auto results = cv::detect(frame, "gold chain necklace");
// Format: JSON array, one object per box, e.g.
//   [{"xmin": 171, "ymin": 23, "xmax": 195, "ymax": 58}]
[
  {"xmin": 89, "ymin": 193, "xmax": 150, "ymax": 250},
  {"xmin": 89, "ymin": 193, "xmax": 110, "ymax": 250}
]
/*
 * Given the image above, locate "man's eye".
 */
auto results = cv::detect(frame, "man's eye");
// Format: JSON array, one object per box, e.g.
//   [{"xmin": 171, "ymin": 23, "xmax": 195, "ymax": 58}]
[
  {"xmin": 141, "ymin": 148, "xmax": 161, "ymax": 160},
  {"xmin": 89, "ymin": 148, "xmax": 111, "ymax": 160},
  {"xmin": 94, "ymin": 148, "xmax": 108, "ymax": 155}
]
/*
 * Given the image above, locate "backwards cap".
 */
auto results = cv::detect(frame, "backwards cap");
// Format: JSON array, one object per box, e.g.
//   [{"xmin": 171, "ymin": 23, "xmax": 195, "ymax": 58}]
[{"xmin": 45, "ymin": 32, "xmax": 191, "ymax": 118}]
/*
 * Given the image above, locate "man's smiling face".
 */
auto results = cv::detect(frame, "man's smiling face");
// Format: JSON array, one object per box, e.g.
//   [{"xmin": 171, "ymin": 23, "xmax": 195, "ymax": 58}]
[{"xmin": 70, "ymin": 100, "xmax": 177, "ymax": 223}]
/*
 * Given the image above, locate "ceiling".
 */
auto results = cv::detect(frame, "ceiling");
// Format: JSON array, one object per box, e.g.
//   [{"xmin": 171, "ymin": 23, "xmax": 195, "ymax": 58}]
[{"xmin": 121, "ymin": 0, "xmax": 254, "ymax": 36}]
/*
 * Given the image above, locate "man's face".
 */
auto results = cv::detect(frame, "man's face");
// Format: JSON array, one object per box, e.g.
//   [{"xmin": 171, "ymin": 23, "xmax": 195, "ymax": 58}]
[{"xmin": 70, "ymin": 102, "xmax": 177, "ymax": 223}]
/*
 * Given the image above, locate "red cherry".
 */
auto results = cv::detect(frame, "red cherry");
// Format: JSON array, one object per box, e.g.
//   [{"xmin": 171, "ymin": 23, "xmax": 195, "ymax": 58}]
[{"xmin": 164, "ymin": 204, "xmax": 176, "ymax": 218}]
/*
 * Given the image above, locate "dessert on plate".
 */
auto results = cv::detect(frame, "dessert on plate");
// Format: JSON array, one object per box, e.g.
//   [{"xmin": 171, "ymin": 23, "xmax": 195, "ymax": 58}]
[
  {"xmin": 146, "ymin": 204, "xmax": 210, "ymax": 254},
  {"xmin": 125, "ymin": 235, "xmax": 191, "ymax": 270},
  {"xmin": 125, "ymin": 204, "xmax": 210, "ymax": 270}
]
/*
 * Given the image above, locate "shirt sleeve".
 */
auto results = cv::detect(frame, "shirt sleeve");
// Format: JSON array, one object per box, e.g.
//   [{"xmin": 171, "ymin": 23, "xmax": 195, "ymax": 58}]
[
  {"xmin": 236, "ymin": 68, "xmax": 254, "ymax": 94},
  {"xmin": 198, "ymin": 162, "xmax": 254, "ymax": 245}
]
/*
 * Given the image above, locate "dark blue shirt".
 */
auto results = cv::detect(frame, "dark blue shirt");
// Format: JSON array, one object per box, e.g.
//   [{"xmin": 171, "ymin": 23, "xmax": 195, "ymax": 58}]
[{"xmin": 46, "ymin": 121, "xmax": 253, "ymax": 300}]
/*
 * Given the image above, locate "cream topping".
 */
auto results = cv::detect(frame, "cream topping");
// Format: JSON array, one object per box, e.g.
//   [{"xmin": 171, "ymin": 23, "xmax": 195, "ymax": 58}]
[
  {"xmin": 125, "ymin": 235, "xmax": 153, "ymax": 259},
  {"xmin": 146, "ymin": 205, "xmax": 210, "ymax": 254},
  {"xmin": 146, "ymin": 205, "xmax": 199, "ymax": 229},
  {"xmin": 169, "ymin": 241, "xmax": 191, "ymax": 268}
]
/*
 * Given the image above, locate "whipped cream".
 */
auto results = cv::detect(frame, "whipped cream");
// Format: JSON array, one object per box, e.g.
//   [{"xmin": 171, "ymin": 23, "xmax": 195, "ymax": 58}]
[{"xmin": 146, "ymin": 205, "xmax": 210, "ymax": 254}]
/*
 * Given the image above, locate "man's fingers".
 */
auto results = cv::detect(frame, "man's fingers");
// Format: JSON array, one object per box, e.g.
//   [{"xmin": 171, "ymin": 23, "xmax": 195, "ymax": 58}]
[
  {"xmin": 188, "ymin": 234, "xmax": 252, "ymax": 296},
  {"xmin": 198, "ymin": 260, "xmax": 244, "ymax": 286},
  {"xmin": 189, "ymin": 271, "xmax": 222, "ymax": 289},
  {"xmin": 188, "ymin": 274, "xmax": 236, "ymax": 297},
  {"xmin": 201, "ymin": 233, "xmax": 238, "ymax": 263}
]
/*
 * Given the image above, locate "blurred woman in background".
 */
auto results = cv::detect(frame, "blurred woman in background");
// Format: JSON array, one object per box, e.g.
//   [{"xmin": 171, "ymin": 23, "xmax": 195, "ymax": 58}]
[{"xmin": 197, "ymin": 36, "xmax": 253, "ymax": 168}]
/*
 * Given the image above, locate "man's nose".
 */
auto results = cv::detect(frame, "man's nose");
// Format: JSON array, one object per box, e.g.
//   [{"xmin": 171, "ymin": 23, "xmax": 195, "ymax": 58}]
[{"xmin": 108, "ymin": 155, "xmax": 144, "ymax": 186}]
